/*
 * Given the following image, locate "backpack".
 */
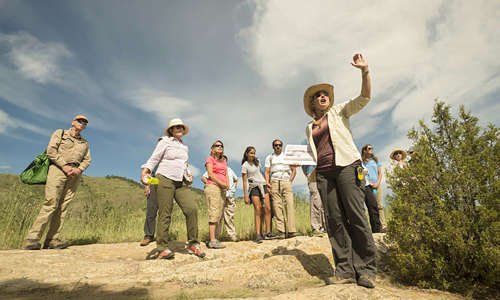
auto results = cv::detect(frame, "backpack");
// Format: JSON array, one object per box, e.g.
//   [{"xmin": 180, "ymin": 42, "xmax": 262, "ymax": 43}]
[{"xmin": 20, "ymin": 130, "xmax": 64, "ymax": 184}]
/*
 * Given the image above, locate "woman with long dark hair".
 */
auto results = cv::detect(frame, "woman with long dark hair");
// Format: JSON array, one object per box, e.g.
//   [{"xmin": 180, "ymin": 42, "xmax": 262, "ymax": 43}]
[
  {"xmin": 241, "ymin": 146, "xmax": 272, "ymax": 243},
  {"xmin": 361, "ymin": 144, "xmax": 385, "ymax": 231},
  {"xmin": 303, "ymin": 53, "xmax": 376, "ymax": 288}
]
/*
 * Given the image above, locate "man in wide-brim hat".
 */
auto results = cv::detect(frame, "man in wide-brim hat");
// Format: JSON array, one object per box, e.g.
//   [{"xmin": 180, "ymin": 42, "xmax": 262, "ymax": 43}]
[{"xmin": 303, "ymin": 53, "xmax": 377, "ymax": 289}]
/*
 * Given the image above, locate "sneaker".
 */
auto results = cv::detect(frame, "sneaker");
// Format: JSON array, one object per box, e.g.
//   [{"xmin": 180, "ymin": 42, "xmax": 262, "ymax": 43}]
[
  {"xmin": 24, "ymin": 239, "xmax": 41, "ymax": 250},
  {"xmin": 356, "ymin": 274, "xmax": 375, "ymax": 288},
  {"xmin": 312, "ymin": 229, "xmax": 326, "ymax": 237},
  {"xmin": 229, "ymin": 235, "xmax": 240, "ymax": 242},
  {"xmin": 287, "ymin": 232, "xmax": 300, "ymax": 238},
  {"xmin": 263, "ymin": 232, "xmax": 277, "ymax": 240},
  {"xmin": 276, "ymin": 232, "xmax": 286, "ymax": 239},
  {"xmin": 255, "ymin": 235, "xmax": 264, "ymax": 244},
  {"xmin": 188, "ymin": 243, "xmax": 206, "ymax": 258},
  {"xmin": 326, "ymin": 275, "xmax": 356, "ymax": 285},
  {"xmin": 158, "ymin": 248, "xmax": 175, "ymax": 259},
  {"xmin": 207, "ymin": 240, "xmax": 225, "ymax": 249},
  {"xmin": 43, "ymin": 239, "xmax": 69, "ymax": 249},
  {"xmin": 140, "ymin": 237, "xmax": 154, "ymax": 246}
]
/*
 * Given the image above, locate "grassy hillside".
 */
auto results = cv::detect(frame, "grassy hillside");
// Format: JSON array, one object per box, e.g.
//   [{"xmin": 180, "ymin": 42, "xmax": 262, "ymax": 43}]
[{"xmin": 0, "ymin": 174, "xmax": 311, "ymax": 249}]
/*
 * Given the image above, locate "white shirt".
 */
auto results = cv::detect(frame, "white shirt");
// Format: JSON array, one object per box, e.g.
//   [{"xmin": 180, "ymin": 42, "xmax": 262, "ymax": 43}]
[
  {"xmin": 265, "ymin": 152, "xmax": 292, "ymax": 181},
  {"xmin": 141, "ymin": 136, "xmax": 191, "ymax": 182}
]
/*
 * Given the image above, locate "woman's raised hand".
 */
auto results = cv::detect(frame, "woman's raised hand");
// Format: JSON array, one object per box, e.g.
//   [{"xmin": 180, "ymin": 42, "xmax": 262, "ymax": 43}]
[{"xmin": 351, "ymin": 53, "xmax": 368, "ymax": 71}]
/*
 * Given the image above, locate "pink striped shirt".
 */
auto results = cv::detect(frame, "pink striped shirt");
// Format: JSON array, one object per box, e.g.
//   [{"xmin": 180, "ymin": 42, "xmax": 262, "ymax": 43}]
[{"xmin": 141, "ymin": 136, "xmax": 191, "ymax": 182}]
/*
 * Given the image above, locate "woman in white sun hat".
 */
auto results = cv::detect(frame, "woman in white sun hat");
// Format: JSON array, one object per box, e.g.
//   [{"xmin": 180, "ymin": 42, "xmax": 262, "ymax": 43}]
[
  {"xmin": 141, "ymin": 118, "xmax": 205, "ymax": 259},
  {"xmin": 303, "ymin": 53, "xmax": 376, "ymax": 288}
]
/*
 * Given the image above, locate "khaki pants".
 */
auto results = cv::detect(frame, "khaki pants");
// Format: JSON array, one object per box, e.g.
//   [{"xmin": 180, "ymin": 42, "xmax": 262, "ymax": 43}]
[
  {"xmin": 271, "ymin": 180, "xmax": 296, "ymax": 233},
  {"xmin": 204, "ymin": 184, "xmax": 225, "ymax": 224},
  {"xmin": 308, "ymin": 181, "xmax": 325, "ymax": 231},
  {"xmin": 375, "ymin": 185, "xmax": 386, "ymax": 227},
  {"xmin": 156, "ymin": 175, "xmax": 198, "ymax": 251},
  {"xmin": 216, "ymin": 196, "xmax": 237, "ymax": 238},
  {"xmin": 27, "ymin": 164, "xmax": 81, "ymax": 241}
]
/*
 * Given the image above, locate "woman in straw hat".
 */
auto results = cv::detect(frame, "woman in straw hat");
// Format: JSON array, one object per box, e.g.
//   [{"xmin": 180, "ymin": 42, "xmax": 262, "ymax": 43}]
[
  {"xmin": 303, "ymin": 53, "xmax": 376, "ymax": 288},
  {"xmin": 141, "ymin": 118, "xmax": 205, "ymax": 259},
  {"xmin": 389, "ymin": 148, "xmax": 408, "ymax": 169}
]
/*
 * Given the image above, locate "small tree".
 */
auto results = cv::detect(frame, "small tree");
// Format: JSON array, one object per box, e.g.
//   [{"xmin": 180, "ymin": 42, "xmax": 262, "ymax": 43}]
[{"xmin": 386, "ymin": 101, "xmax": 499, "ymax": 298}]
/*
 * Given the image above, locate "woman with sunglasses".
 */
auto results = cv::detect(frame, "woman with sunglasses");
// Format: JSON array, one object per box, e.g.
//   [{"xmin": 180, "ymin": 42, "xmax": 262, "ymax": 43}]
[
  {"xmin": 204, "ymin": 140, "xmax": 229, "ymax": 249},
  {"xmin": 361, "ymin": 144, "xmax": 385, "ymax": 232},
  {"xmin": 141, "ymin": 118, "xmax": 205, "ymax": 259},
  {"xmin": 241, "ymin": 146, "xmax": 272, "ymax": 243},
  {"xmin": 303, "ymin": 53, "xmax": 376, "ymax": 288}
]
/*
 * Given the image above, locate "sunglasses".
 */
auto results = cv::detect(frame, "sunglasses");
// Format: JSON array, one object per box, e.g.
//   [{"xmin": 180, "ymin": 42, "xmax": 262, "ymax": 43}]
[
  {"xmin": 173, "ymin": 125, "xmax": 184, "ymax": 130},
  {"xmin": 213, "ymin": 144, "xmax": 224, "ymax": 148},
  {"xmin": 313, "ymin": 91, "xmax": 329, "ymax": 98},
  {"xmin": 394, "ymin": 151, "xmax": 402, "ymax": 155},
  {"xmin": 366, "ymin": 147, "xmax": 373, "ymax": 150},
  {"xmin": 76, "ymin": 119, "xmax": 88, "ymax": 124},
  {"xmin": 273, "ymin": 144, "xmax": 282, "ymax": 148}
]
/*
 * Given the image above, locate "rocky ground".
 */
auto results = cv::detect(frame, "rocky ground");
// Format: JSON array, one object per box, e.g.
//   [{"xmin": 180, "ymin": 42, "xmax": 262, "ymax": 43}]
[{"xmin": 0, "ymin": 234, "xmax": 464, "ymax": 300}]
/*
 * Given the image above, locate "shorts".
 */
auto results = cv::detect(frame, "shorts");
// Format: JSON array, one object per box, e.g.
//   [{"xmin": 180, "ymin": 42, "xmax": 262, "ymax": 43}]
[{"xmin": 249, "ymin": 185, "xmax": 268, "ymax": 199}]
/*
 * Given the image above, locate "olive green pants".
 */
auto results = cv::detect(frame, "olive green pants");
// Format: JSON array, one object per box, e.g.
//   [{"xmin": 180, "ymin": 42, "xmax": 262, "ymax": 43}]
[
  {"xmin": 156, "ymin": 174, "xmax": 198, "ymax": 251},
  {"xmin": 27, "ymin": 165, "xmax": 81, "ymax": 241}
]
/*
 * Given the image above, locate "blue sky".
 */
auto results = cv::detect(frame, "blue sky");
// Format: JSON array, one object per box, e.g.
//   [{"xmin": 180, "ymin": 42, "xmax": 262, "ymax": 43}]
[{"xmin": 1, "ymin": 0, "xmax": 499, "ymax": 196}]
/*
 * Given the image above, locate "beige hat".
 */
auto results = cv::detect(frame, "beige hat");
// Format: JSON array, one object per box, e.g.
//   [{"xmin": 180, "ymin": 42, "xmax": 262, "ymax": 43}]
[
  {"xmin": 73, "ymin": 115, "xmax": 88, "ymax": 122},
  {"xmin": 390, "ymin": 148, "xmax": 407, "ymax": 160},
  {"xmin": 164, "ymin": 118, "xmax": 189, "ymax": 136},
  {"xmin": 303, "ymin": 83, "xmax": 334, "ymax": 117}
]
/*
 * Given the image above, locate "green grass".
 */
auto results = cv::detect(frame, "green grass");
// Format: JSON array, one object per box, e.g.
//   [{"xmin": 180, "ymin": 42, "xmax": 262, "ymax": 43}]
[{"xmin": 0, "ymin": 174, "xmax": 316, "ymax": 249}]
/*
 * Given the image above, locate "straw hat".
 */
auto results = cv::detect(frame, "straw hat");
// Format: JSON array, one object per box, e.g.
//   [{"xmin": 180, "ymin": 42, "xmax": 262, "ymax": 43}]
[
  {"xmin": 390, "ymin": 148, "xmax": 407, "ymax": 160},
  {"xmin": 303, "ymin": 83, "xmax": 334, "ymax": 117},
  {"xmin": 164, "ymin": 118, "xmax": 189, "ymax": 136},
  {"xmin": 73, "ymin": 115, "xmax": 88, "ymax": 122}
]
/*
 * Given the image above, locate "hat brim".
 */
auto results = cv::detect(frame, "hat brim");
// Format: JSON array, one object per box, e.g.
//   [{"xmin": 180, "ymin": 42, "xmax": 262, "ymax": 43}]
[
  {"xmin": 164, "ymin": 124, "xmax": 189, "ymax": 136},
  {"xmin": 303, "ymin": 83, "xmax": 334, "ymax": 117},
  {"xmin": 390, "ymin": 149, "xmax": 407, "ymax": 160}
]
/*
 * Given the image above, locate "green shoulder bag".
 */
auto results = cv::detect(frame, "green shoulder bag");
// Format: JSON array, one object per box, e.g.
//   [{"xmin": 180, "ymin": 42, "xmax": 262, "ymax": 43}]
[{"xmin": 20, "ymin": 130, "xmax": 64, "ymax": 184}]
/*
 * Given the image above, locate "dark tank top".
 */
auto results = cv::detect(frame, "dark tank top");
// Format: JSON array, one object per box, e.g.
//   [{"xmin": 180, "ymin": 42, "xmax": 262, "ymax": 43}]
[{"xmin": 312, "ymin": 116, "xmax": 336, "ymax": 172}]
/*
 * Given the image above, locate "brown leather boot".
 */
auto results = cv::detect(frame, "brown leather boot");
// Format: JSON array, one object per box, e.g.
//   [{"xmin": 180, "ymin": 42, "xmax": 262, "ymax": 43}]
[
  {"xmin": 24, "ymin": 239, "xmax": 41, "ymax": 250},
  {"xmin": 140, "ymin": 237, "xmax": 154, "ymax": 246},
  {"xmin": 43, "ymin": 239, "xmax": 69, "ymax": 249}
]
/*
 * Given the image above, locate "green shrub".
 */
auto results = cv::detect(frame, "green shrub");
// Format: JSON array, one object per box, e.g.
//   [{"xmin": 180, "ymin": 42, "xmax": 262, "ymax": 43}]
[{"xmin": 386, "ymin": 101, "xmax": 499, "ymax": 298}]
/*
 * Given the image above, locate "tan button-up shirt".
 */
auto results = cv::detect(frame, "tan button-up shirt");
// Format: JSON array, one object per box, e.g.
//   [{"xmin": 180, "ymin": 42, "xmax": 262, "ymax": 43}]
[
  {"xmin": 46, "ymin": 129, "xmax": 91, "ymax": 171},
  {"xmin": 306, "ymin": 95, "xmax": 370, "ymax": 167}
]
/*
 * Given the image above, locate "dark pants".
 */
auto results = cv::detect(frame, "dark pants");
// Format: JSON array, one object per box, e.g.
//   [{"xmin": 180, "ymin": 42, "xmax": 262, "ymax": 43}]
[
  {"xmin": 144, "ymin": 184, "xmax": 158, "ymax": 239},
  {"xmin": 156, "ymin": 174, "xmax": 198, "ymax": 251},
  {"xmin": 316, "ymin": 165, "xmax": 377, "ymax": 279},
  {"xmin": 364, "ymin": 185, "xmax": 382, "ymax": 233}
]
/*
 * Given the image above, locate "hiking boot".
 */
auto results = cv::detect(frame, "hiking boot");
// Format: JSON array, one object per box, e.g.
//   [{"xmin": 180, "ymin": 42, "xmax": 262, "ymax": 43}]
[
  {"xmin": 229, "ymin": 235, "xmax": 240, "ymax": 242},
  {"xmin": 356, "ymin": 274, "xmax": 375, "ymax": 288},
  {"xmin": 188, "ymin": 243, "xmax": 206, "ymax": 258},
  {"xmin": 255, "ymin": 235, "xmax": 264, "ymax": 244},
  {"xmin": 287, "ymin": 232, "xmax": 300, "ymax": 238},
  {"xmin": 207, "ymin": 240, "xmax": 225, "ymax": 249},
  {"xmin": 43, "ymin": 239, "xmax": 69, "ymax": 249},
  {"xmin": 326, "ymin": 275, "xmax": 356, "ymax": 285},
  {"xmin": 140, "ymin": 237, "xmax": 154, "ymax": 246},
  {"xmin": 158, "ymin": 248, "xmax": 175, "ymax": 259},
  {"xmin": 276, "ymin": 232, "xmax": 286, "ymax": 239},
  {"xmin": 24, "ymin": 239, "xmax": 41, "ymax": 250},
  {"xmin": 263, "ymin": 232, "xmax": 277, "ymax": 240}
]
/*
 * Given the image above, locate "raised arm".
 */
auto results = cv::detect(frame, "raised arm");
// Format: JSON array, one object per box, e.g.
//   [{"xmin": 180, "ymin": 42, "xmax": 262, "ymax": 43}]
[{"xmin": 351, "ymin": 53, "xmax": 370, "ymax": 99}]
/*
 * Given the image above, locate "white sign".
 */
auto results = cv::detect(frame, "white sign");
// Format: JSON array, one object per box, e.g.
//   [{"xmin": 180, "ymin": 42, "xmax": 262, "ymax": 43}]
[{"xmin": 282, "ymin": 144, "xmax": 316, "ymax": 165}]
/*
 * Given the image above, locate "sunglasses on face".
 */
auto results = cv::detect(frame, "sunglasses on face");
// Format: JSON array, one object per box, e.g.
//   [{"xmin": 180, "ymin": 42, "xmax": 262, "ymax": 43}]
[
  {"xmin": 367, "ymin": 147, "xmax": 373, "ymax": 150},
  {"xmin": 213, "ymin": 144, "xmax": 224, "ymax": 148},
  {"xmin": 314, "ymin": 91, "xmax": 329, "ymax": 98},
  {"xmin": 273, "ymin": 144, "xmax": 282, "ymax": 148},
  {"xmin": 173, "ymin": 125, "xmax": 184, "ymax": 130},
  {"xmin": 394, "ymin": 151, "xmax": 402, "ymax": 155},
  {"xmin": 76, "ymin": 119, "xmax": 88, "ymax": 125}
]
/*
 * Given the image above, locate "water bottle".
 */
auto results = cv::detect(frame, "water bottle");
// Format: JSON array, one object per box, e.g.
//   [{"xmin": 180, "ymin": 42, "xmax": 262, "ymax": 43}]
[
  {"xmin": 143, "ymin": 176, "xmax": 159, "ymax": 185},
  {"xmin": 373, "ymin": 188, "xmax": 377, "ymax": 194}
]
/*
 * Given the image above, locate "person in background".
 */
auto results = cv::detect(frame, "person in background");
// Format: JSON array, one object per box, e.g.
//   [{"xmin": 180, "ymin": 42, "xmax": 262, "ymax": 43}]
[
  {"xmin": 361, "ymin": 144, "xmax": 386, "ymax": 232},
  {"xmin": 301, "ymin": 164, "xmax": 326, "ymax": 236},
  {"xmin": 361, "ymin": 160, "xmax": 382, "ymax": 233},
  {"xmin": 140, "ymin": 118, "xmax": 205, "ymax": 259},
  {"xmin": 241, "ymin": 146, "xmax": 273, "ymax": 243},
  {"xmin": 140, "ymin": 168, "xmax": 158, "ymax": 246},
  {"xmin": 202, "ymin": 155, "xmax": 239, "ymax": 242},
  {"xmin": 25, "ymin": 115, "xmax": 91, "ymax": 250},
  {"xmin": 303, "ymin": 53, "xmax": 376, "ymax": 288},
  {"xmin": 265, "ymin": 139, "xmax": 298, "ymax": 239},
  {"xmin": 204, "ymin": 140, "xmax": 228, "ymax": 249},
  {"xmin": 389, "ymin": 148, "xmax": 408, "ymax": 170}
]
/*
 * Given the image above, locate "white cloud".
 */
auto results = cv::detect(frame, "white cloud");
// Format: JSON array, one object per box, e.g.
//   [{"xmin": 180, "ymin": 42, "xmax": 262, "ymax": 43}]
[
  {"xmin": 0, "ymin": 109, "xmax": 50, "ymax": 136},
  {"xmin": 0, "ymin": 163, "xmax": 11, "ymax": 170},
  {"xmin": 240, "ymin": 0, "xmax": 500, "ymax": 141},
  {"xmin": 188, "ymin": 164, "xmax": 200, "ymax": 177}
]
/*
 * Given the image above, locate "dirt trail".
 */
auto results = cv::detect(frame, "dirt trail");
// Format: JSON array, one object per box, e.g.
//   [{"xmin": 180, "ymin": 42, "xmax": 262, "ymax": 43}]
[{"xmin": 0, "ymin": 234, "xmax": 464, "ymax": 299}]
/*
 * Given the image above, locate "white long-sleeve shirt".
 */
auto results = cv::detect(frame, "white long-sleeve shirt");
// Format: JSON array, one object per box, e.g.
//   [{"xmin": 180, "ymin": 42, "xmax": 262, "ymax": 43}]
[{"xmin": 141, "ymin": 136, "xmax": 191, "ymax": 182}]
